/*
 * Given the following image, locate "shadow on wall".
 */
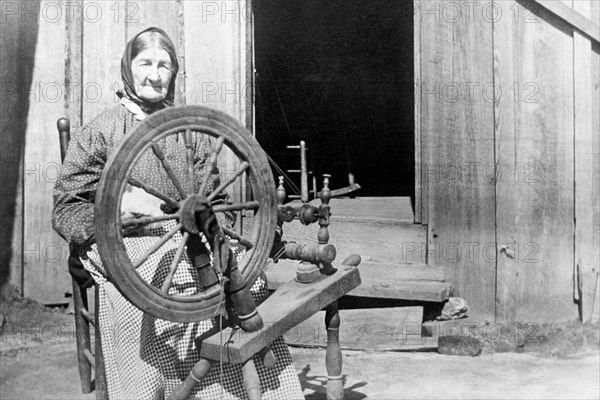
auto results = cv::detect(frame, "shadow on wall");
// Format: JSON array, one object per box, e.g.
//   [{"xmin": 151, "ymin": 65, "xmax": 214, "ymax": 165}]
[{"xmin": 0, "ymin": 1, "xmax": 41, "ymax": 296}]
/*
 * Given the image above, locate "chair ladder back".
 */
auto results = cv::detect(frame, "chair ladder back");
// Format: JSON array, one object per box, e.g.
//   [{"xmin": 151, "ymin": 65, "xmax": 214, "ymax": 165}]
[{"xmin": 57, "ymin": 118, "xmax": 107, "ymax": 400}]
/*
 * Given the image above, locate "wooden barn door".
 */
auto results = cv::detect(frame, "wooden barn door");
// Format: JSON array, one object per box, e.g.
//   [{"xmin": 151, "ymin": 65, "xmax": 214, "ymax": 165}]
[
  {"xmin": 494, "ymin": 0, "xmax": 599, "ymax": 322},
  {"xmin": 417, "ymin": 0, "xmax": 497, "ymax": 320}
]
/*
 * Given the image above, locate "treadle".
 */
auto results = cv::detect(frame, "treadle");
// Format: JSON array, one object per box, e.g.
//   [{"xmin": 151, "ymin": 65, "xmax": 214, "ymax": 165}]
[
  {"xmin": 200, "ymin": 265, "xmax": 361, "ymax": 364},
  {"xmin": 266, "ymin": 260, "xmax": 452, "ymax": 302}
]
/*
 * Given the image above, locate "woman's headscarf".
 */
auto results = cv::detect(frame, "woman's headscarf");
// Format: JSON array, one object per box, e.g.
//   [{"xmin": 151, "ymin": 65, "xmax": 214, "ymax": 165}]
[{"xmin": 119, "ymin": 27, "xmax": 179, "ymax": 114}]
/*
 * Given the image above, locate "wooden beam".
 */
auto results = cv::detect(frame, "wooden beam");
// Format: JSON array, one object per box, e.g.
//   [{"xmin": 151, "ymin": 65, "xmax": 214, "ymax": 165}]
[
  {"xmin": 284, "ymin": 307, "xmax": 437, "ymax": 351},
  {"xmin": 527, "ymin": 0, "xmax": 600, "ymax": 43},
  {"xmin": 421, "ymin": 0, "xmax": 496, "ymax": 319},
  {"xmin": 65, "ymin": 1, "xmax": 83, "ymax": 127},
  {"xmin": 592, "ymin": 274, "xmax": 600, "ymax": 323},
  {"xmin": 414, "ymin": 0, "xmax": 423, "ymax": 224},
  {"xmin": 574, "ymin": 0, "xmax": 600, "ymax": 322},
  {"xmin": 590, "ymin": 0, "xmax": 600, "ymax": 324},
  {"xmin": 200, "ymin": 265, "xmax": 361, "ymax": 364}
]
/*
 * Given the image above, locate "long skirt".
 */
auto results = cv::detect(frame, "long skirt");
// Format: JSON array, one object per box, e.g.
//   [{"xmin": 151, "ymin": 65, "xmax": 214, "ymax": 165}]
[{"xmin": 81, "ymin": 223, "xmax": 304, "ymax": 399}]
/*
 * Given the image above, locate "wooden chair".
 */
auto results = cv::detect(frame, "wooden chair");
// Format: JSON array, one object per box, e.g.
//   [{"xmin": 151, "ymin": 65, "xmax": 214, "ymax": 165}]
[{"xmin": 57, "ymin": 118, "xmax": 108, "ymax": 400}]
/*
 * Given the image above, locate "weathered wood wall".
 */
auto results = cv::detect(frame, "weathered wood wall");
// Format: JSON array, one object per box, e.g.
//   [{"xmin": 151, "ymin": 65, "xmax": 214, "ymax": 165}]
[
  {"xmin": 418, "ymin": 0, "xmax": 600, "ymax": 322},
  {"xmin": 1, "ymin": 0, "xmax": 251, "ymax": 303},
  {"xmin": 2, "ymin": 0, "xmax": 598, "ymax": 323}
]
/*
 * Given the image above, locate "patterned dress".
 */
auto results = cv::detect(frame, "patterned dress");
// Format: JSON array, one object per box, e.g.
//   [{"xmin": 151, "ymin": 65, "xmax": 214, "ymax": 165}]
[{"xmin": 52, "ymin": 103, "xmax": 304, "ymax": 399}]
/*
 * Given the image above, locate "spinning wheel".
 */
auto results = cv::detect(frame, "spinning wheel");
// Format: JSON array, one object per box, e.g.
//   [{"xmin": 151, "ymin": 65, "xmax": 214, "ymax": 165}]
[
  {"xmin": 95, "ymin": 106, "xmax": 277, "ymax": 324},
  {"xmin": 85, "ymin": 105, "xmax": 362, "ymax": 400}
]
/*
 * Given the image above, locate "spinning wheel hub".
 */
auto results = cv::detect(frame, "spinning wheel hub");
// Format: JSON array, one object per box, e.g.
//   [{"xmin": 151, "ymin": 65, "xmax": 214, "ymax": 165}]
[{"xmin": 179, "ymin": 194, "xmax": 209, "ymax": 235}]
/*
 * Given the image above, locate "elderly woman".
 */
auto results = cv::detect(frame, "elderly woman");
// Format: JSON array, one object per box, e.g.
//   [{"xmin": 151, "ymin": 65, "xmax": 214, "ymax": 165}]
[{"xmin": 53, "ymin": 27, "xmax": 304, "ymax": 399}]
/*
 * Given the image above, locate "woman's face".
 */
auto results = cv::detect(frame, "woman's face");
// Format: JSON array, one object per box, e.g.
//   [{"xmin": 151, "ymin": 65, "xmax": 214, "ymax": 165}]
[{"xmin": 131, "ymin": 45, "xmax": 173, "ymax": 103}]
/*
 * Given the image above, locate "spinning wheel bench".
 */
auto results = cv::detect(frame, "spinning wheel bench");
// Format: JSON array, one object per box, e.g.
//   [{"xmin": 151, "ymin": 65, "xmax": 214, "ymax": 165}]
[
  {"xmin": 173, "ymin": 257, "xmax": 361, "ymax": 400},
  {"xmin": 58, "ymin": 106, "xmax": 361, "ymax": 400}
]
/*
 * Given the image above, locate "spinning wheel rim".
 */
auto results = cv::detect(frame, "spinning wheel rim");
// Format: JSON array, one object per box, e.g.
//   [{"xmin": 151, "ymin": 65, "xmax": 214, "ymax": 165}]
[{"xmin": 95, "ymin": 106, "xmax": 277, "ymax": 323}]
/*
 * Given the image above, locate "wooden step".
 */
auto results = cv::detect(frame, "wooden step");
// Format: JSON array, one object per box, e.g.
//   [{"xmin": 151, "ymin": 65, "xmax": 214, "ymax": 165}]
[
  {"xmin": 265, "ymin": 260, "xmax": 452, "ymax": 302},
  {"xmin": 279, "ymin": 208, "xmax": 427, "ymax": 265},
  {"xmin": 311, "ymin": 196, "xmax": 415, "ymax": 223},
  {"xmin": 284, "ymin": 306, "xmax": 437, "ymax": 351}
]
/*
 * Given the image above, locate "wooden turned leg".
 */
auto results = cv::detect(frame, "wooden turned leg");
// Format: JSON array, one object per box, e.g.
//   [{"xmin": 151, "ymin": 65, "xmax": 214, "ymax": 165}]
[
  {"xmin": 325, "ymin": 301, "xmax": 343, "ymax": 400},
  {"xmin": 167, "ymin": 359, "xmax": 213, "ymax": 400},
  {"xmin": 242, "ymin": 358, "xmax": 262, "ymax": 400}
]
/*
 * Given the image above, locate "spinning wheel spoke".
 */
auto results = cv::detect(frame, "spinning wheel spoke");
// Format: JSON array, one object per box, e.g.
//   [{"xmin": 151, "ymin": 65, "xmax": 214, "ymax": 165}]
[
  {"xmin": 151, "ymin": 142, "xmax": 188, "ymax": 199},
  {"xmin": 198, "ymin": 136, "xmax": 225, "ymax": 196},
  {"xmin": 121, "ymin": 214, "xmax": 179, "ymax": 231},
  {"xmin": 184, "ymin": 127, "xmax": 196, "ymax": 194},
  {"xmin": 222, "ymin": 227, "xmax": 254, "ymax": 250},
  {"xmin": 160, "ymin": 231, "xmax": 190, "ymax": 294},
  {"xmin": 213, "ymin": 201, "xmax": 260, "ymax": 213},
  {"xmin": 207, "ymin": 162, "xmax": 249, "ymax": 202},
  {"xmin": 133, "ymin": 223, "xmax": 183, "ymax": 269},
  {"xmin": 128, "ymin": 177, "xmax": 180, "ymax": 209}
]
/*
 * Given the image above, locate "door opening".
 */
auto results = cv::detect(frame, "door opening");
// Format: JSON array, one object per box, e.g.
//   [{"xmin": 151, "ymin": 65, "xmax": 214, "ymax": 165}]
[{"xmin": 253, "ymin": 0, "xmax": 414, "ymax": 200}]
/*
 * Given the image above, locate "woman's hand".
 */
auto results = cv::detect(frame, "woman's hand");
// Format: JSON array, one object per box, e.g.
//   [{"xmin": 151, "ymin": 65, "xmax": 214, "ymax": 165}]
[{"xmin": 121, "ymin": 187, "xmax": 165, "ymax": 229}]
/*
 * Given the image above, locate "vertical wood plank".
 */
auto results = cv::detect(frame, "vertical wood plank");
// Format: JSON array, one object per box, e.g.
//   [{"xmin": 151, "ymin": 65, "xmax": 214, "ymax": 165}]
[
  {"xmin": 81, "ymin": 0, "xmax": 126, "ymax": 123},
  {"xmin": 421, "ymin": 0, "xmax": 497, "ymax": 320},
  {"xmin": 183, "ymin": 0, "xmax": 249, "ymax": 121},
  {"xmin": 184, "ymin": 0, "xmax": 252, "ymax": 227},
  {"xmin": 245, "ymin": 0, "xmax": 254, "ymax": 132},
  {"xmin": 125, "ymin": 0, "xmax": 186, "ymax": 106},
  {"xmin": 63, "ymin": 1, "xmax": 84, "ymax": 305},
  {"xmin": 588, "ymin": 0, "xmax": 600, "ymax": 321},
  {"xmin": 23, "ymin": 2, "xmax": 72, "ymax": 303},
  {"xmin": 10, "ymin": 165, "xmax": 24, "ymax": 296},
  {"xmin": 65, "ymin": 0, "xmax": 83, "ymax": 127},
  {"xmin": 0, "ymin": 6, "xmax": 31, "ymax": 297},
  {"xmin": 573, "ymin": 0, "xmax": 597, "ymax": 322},
  {"xmin": 413, "ymin": 0, "xmax": 422, "ymax": 224},
  {"xmin": 177, "ymin": 0, "xmax": 186, "ymax": 103},
  {"xmin": 494, "ymin": 0, "xmax": 577, "ymax": 322}
]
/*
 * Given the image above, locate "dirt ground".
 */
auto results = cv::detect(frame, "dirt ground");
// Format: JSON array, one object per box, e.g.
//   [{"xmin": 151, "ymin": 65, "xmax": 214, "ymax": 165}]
[
  {"xmin": 1, "ymin": 341, "xmax": 599, "ymax": 399},
  {"xmin": 1, "ymin": 296, "xmax": 599, "ymax": 399}
]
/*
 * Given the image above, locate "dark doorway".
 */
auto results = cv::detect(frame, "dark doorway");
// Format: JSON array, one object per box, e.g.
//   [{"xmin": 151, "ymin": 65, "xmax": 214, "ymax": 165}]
[{"xmin": 253, "ymin": 0, "xmax": 414, "ymax": 198}]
